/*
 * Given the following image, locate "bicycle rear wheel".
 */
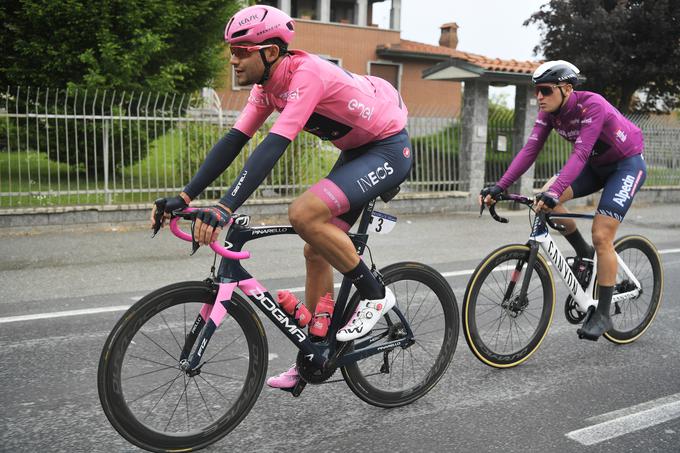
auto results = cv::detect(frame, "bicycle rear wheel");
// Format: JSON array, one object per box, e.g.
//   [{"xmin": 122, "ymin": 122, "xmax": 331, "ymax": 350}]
[
  {"xmin": 341, "ymin": 262, "xmax": 458, "ymax": 408},
  {"xmin": 604, "ymin": 235, "xmax": 664, "ymax": 344},
  {"xmin": 463, "ymin": 244, "xmax": 555, "ymax": 368},
  {"xmin": 98, "ymin": 281, "xmax": 268, "ymax": 452}
]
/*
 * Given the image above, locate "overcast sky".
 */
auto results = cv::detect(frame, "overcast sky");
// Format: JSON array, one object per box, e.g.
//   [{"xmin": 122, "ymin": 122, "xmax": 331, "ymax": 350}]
[{"xmin": 373, "ymin": 0, "xmax": 547, "ymax": 61}]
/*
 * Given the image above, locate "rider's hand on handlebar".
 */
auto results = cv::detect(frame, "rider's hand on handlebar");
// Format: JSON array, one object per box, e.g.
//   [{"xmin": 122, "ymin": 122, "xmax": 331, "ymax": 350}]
[
  {"xmin": 194, "ymin": 204, "xmax": 232, "ymax": 245},
  {"xmin": 151, "ymin": 193, "xmax": 190, "ymax": 231},
  {"xmin": 479, "ymin": 184, "xmax": 504, "ymax": 207},
  {"xmin": 534, "ymin": 191, "xmax": 559, "ymax": 212}
]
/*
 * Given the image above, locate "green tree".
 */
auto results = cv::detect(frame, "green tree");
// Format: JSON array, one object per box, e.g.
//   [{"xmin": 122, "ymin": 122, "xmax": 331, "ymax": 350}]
[
  {"xmin": 0, "ymin": 0, "xmax": 239, "ymax": 175},
  {"xmin": 526, "ymin": 0, "xmax": 680, "ymax": 113},
  {"xmin": 1, "ymin": 0, "xmax": 239, "ymax": 92}
]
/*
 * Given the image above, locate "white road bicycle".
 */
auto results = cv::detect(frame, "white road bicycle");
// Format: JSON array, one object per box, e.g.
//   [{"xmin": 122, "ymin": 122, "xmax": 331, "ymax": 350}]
[{"xmin": 463, "ymin": 193, "xmax": 664, "ymax": 368}]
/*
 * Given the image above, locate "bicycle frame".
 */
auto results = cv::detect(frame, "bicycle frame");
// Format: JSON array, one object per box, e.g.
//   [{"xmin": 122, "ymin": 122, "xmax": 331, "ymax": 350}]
[
  {"xmin": 525, "ymin": 212, "xmax": 642, "ymax": 313},
  {"xmin": 175, "ymin": 200, "xmax": 414, "ymax": 373}
]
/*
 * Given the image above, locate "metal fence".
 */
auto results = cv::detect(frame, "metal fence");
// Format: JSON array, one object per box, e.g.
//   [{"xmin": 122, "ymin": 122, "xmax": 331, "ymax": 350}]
[
  {"xmin": 483, "ymin": 109, "xmax": 680, "ymax": 189},
  {"xmin": 1, "ymin": 86, "xmax": 679, "ymax": 209}
]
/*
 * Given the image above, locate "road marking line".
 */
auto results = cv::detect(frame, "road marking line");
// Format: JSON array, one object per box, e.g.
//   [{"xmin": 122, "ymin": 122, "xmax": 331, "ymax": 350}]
[
  {"xmin": 566, "ymin": 394, "xmax": 680, "ymax": 445},
  {"xmin": 586, "ymin": 393, "xmax": 680, "ymax": 425},
  {"xmin": 0, "ymin": 306, "xmax": 132, "ymax": 324},
  {"xmin": 2, "ymin": 247, "xmax": 678, "ymax": 324}
]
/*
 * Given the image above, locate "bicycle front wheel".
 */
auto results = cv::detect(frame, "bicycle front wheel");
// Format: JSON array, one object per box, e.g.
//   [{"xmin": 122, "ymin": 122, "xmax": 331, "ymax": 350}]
[
  {"xmin": 463, "ymin": 244, "xmax": 555, "ymax": 368},
  {"xmin": 342, "ymin": 262, "xmax": 459, "ymax": 408},
  {"xmin": 604, "ymin": 235, "xmax": 664, "ymax": 344},
  {"xmin": 98, "ymin": 281, "xmax": 268, "ymax": 452}
]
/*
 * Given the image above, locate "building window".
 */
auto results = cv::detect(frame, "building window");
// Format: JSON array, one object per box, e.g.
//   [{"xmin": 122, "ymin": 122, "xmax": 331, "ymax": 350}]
[
  {"xmin": 256, "ymin": 0, "xmax": 279, "ymax": 7},
  {"xmin": 318, "ymin": 55, "xmax": 343, "ymax": 66},
  {"xmin": 368, "ymin": 61, "xmax": 401, "ymax": 90},
  {"xmin": 331, "ymin": 0, "xmax": 356, "ymax": 24},
  {"xmin": 292, "ymin": 0, "xmax": 318, "ymax": 20}
]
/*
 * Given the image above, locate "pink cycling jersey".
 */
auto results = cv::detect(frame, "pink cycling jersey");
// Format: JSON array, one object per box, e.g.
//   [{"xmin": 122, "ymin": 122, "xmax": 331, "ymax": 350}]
[
  {"xmin": 234, "ymin": 50, "xmax": 408, "ymax": 150},
  {"xmin": 498, "ymin": 91, "xmax": 644, "ymax": 197}
]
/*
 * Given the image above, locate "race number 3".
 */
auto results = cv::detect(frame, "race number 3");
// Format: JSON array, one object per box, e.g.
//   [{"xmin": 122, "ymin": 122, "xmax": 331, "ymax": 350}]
[{"xmin": 369, "ymin": 211, "xmax": 397, "ymax": 234}]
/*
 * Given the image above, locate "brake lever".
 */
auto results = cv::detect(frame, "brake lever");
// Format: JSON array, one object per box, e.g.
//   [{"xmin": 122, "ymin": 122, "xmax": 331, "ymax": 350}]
[
  {"xmin": 189, "ymin": 214, "xmax": 201, "ymax": 256},
  {"xmin": 151, "ymin": 198, "xmax": 166, "ymax": 238}
]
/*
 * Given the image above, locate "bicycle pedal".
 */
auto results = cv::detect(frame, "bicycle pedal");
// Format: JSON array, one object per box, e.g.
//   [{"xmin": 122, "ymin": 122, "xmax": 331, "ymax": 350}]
[{"xmin": 289, "ymin": 380, "xmax": 307, "ymax": 397}]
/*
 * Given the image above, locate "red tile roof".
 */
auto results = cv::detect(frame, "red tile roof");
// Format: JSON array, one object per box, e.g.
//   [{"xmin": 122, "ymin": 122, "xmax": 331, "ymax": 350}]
[{"xmin": 380, "ymin": 39, "xmax": 540, "ymax": 74}]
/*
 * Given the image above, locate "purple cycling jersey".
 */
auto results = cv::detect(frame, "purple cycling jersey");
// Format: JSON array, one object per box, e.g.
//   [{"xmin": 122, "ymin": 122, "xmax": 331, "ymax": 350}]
[{"xmin": 497, "ymin": 91, "xmax": 644, "ymax": 197}]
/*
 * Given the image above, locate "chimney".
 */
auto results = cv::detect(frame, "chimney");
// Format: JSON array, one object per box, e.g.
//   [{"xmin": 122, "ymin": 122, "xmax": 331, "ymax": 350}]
[{"xmin": 439, "ymin": 22, "xmax": 459, "ymax": 49}]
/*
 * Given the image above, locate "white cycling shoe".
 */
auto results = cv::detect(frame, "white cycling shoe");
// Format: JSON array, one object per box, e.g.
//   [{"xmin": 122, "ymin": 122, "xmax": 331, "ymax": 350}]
[{"xmin": 336, "ymin": 288, "xmax": 396, "ymax": 341}]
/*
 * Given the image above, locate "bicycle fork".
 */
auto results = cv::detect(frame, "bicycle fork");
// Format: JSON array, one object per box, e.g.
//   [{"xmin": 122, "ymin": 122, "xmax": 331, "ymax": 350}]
[
  {"xmin": 179, "ymin": 282, "xmax": 236, "ymax": 373},
  {"xmin": 501, "ymin": 241, "xmax": 540, "ymax": 316}
]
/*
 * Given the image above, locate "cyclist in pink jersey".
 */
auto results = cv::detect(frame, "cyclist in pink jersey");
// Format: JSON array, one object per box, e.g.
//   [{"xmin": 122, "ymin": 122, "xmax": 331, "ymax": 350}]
[
  {"xmin": 150, "ymin": 5, "xmax": 413, "ymax": 389},
  {"xmin": 481, "ymin": 60, "xmax": 646, "ymax": 341}
]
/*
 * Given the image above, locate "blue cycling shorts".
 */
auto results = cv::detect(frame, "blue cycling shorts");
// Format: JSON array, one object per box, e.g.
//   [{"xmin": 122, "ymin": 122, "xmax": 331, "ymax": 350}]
[
  {"xmin": 309, "ymin": 129, "xmax": 413, "ymax": 231},
  {"xmin": 570, "ymin": 154, "xmax": 647, "ymax": 222}
]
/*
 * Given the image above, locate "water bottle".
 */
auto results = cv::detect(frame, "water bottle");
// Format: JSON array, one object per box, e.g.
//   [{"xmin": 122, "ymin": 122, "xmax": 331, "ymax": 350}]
[
  {"xmin": 309, "ymin": 293, "xmax": 335, "ymax": 338},
  {"xmin": 277, "ymin": 291, "xmax": 311, "ymax": 327}
]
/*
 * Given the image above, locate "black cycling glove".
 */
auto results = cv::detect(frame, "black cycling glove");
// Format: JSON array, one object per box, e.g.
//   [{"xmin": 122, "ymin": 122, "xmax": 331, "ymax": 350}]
[
  {"xmin": 195, "ymin": 205, "xmax": 231, "ymax": 229},
  {"xmin": 160, "ymin": 195, "xmax": 189, "ymax": 213},
  {"xmin": 535, "ymin": 191, "xmax": 559, "ymax": 209},
  {"xmin": 480, "ymin": 184, "xmax": 503, "ymax": 201}
]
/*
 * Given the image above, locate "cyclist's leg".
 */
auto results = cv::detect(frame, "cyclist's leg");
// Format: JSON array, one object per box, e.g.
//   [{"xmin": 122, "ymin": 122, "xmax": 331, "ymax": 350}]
[
  {"xmin": 548, "ymin": 164, "xmax": 604, "ymax": 258},
  {"xmin": 579, "ymin": 154, "xmax": 647, "ymax": 340},
  {"xmin": 289, "ymin": 129, "xmax": 413, "ymax": 340}
]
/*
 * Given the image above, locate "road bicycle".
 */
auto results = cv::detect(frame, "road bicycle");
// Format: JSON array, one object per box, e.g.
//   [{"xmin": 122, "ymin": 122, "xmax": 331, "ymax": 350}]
[
  {"xmin": 98, "ymin": 188, "xmax": 459, "ymax": 452},
  {"xmin": 463, "ymin": 193, "xmax": 663, "ymax": 368}
]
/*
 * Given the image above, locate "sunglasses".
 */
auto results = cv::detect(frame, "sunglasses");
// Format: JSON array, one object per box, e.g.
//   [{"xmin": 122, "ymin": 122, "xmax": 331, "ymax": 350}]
[
  {"xmin": 534, "ymin": 85, "xmax": 563, "ymax": 97},
  {"xmin": 229, "ymin": 44, "xmax": 275, "ymax": 59}
]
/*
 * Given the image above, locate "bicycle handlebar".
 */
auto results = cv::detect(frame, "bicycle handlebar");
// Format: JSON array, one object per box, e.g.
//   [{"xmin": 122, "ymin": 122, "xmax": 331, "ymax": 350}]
[
  {"xmin": 481, "ymin": 193, "xmax": 567, "ymax": 232},
  {"xmin": 165, "ymin": 207, "xmax": 250, "ymax": 260},
  {"xmin": 480, "ymin": 194, "xmax": 532, "ymax": 223}
]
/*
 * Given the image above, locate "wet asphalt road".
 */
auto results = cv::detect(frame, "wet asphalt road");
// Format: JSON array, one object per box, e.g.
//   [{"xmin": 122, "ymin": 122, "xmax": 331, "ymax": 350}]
[{"xmin": 1, "ymin": 204, "xmax": 679, "ymax": 452}]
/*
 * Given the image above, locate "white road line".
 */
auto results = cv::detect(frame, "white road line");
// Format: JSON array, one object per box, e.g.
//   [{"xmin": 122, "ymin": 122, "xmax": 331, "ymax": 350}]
[
  {"xmin": 586, "ymin": 393, "xmax": 680, "ymax": 425},
  {"xmin": 2, "ymin": 247, "xmax": 678, "ymax": 324},
  {"xmin": 0, "ymin": 306, "xmax": 132, "ymax": 324},
  {"xmin": 566, "ymin": 394, "xmax": 680, "ymax": 445}
]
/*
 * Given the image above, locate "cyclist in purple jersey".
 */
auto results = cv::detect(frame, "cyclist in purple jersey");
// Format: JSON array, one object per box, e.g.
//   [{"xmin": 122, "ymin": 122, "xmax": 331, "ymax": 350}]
[
  {"xmin": 150, "ymin": 5, "xmax": 413, "ymax": 388},
  {"xmin": 481, "ymin": 60, "xmax": 646, "ymax": 341}
]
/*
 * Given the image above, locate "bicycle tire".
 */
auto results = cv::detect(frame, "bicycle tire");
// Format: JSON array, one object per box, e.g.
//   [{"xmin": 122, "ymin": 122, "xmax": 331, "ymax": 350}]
[
  {"xmin": 463, "ymin": 244, "xmax": 555, "ymax": 368},
  {"xmin": 98, "ymin": 281, "xmax": 268, "ymax": 452},
  {"xmin": 341, "ymin": 262, "xmax": 458, "ymax": 408},
  {"xmin": 604, "ymin": 235, "xmax": 664, "ymax": 344}
]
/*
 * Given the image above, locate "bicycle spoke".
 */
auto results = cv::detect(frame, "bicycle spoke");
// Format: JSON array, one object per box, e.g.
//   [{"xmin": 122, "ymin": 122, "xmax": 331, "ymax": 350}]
[
  {"xmin": 159, "ymin": 312, "xmax": 182, "ymax": 351},
  {"xmin": 123, "ymin": 363, "xmax": 179, "ymax": 381},
  {"xmin": 139, "ymin": 331, "xmax": 180, "ymax": 363},
  {"xmin": 203, "ymin": 334, "xmax": 240, "ymax": 365},
  {"xmin": 193, "ymin": 379, "xmax": 214, "ymax": 422},
  {"xmin": 137, "ymin": 371, "xmax": 184, "ymax": 420},
  {"xmin": 127, "ymin": 354, "xmax": 176, "ymax": 370},
  {"xmin": 200, "ymin": 370, "xmax": 246, "ymax": 381},
  {"xmin": 164, "ymin": 375, "xmax": 192, "ymax": 431},
  {"xmin": 196, "ymin": 373, "xmax": 232, "ymax": 404}
]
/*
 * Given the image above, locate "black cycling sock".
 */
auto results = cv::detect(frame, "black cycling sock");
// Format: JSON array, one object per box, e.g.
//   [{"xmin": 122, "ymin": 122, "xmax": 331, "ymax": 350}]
[
  {"xmin": 343, "ymin": 260, "xmax": 385, "ymax": 300},
  {"xmin": 596, "ymin": 285, "xmax": 613, "ymax": 316},
  {"xmin": 565, "ymin": 230, "xmax": 594, "ymax": 258}
]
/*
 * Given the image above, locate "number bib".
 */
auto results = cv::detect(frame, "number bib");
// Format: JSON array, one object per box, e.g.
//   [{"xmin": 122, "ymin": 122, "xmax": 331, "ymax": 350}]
[{"xmin": 368, "ymin": 211, "xmax": 397, "ymax": 234}]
